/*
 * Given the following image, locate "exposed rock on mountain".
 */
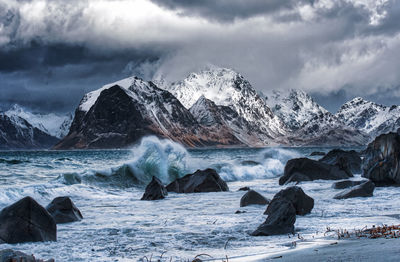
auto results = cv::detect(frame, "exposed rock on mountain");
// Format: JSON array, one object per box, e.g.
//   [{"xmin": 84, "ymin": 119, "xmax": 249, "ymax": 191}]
[
  {"xmin": 336, "ymin": 97, "xmax": 400, "ymax": 138},
  {"xmin": 54, "ymin": 77, "xmax": 242, "ymax": 149},
  {"xmin": 266, "ymin": 89, "xmax": 369, "ymax": 146},
  {"xmin": 0, "ymin": 113, "xmax": 59, "ymax": 149},
  {"xmin": 166, "ymin": 67, "xmax": 287, "ymax": 145}
]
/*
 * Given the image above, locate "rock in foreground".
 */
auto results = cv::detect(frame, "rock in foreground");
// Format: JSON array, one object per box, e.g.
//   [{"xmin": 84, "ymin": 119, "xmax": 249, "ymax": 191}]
[
  {"xmin": 166, "ymin": 169, "xmax": 229, "ymax": 193},
  {"xmin": 332, "ymin": 180, "xmax": 367, "ymax": 189},
  {"xmin": 0, "ymin": 249, "xmax": 54, "ymax": 262},
  {"xmin": 141, "ymin": 176, "xmax": 168, "ymax": 200},
  {"xmin": 252, "ymin": 198, "xmax": 296, "ymax": 236},
  {"xmin": 319, "ymin": 149, "xmax": 361, "ymax": 174},
  {"xmin": 279, "ymin": 158, "xmax": 352, "ymax": 185},
  {"xmin": 334, "ymin": 181, "xmax": 375, "ymax": 199},
  {"xmin": 46, "ymin": 196, "xmax": 83, "ymax": 224},
  {"xmin": 0, "ymin": 197, "xmax": 56, "ymax": 244},
  {"xmin": 362, "ymin": 132, "xmax": 400, "ymax": 185},
  {"xmin": 240, "ymin": 190, "xmax": 269, "ymax": 207},
  {"xmin": 265, "ymin": 186, "xmax": 314, "ymax": 216}
]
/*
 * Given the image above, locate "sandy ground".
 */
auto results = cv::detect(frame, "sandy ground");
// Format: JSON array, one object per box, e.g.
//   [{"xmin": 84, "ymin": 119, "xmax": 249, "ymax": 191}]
[{"xmin": 235, "ymin": 237, "xmax": 400, "ymax": 262}]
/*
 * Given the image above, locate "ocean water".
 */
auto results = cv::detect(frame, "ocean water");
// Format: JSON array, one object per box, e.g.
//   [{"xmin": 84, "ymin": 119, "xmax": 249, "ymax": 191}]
[{"xmin": 0, "ymin": 136, "xmax": 399, "ymax": 261}]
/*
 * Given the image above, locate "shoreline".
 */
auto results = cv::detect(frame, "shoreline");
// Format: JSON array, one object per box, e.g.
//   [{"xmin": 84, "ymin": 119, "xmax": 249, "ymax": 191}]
[{"xmin": 230, "ymin": 237, "xmax": 400, "ymax": 262}]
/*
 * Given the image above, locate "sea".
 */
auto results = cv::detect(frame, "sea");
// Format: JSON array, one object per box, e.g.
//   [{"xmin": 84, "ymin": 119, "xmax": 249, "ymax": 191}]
[{"xmin": 0, "ymin": 136, "xmax": 399, "ymax": 261}]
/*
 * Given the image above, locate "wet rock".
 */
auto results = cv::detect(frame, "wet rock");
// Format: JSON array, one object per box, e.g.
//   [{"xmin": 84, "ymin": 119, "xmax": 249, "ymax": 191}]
[
  {"xmin": 252, "ymin": 198, "xmax": 296, "ymax": 236},
  {"xmin": 319, "ymin": 149, "xmax": 361, "ymax": 174},
  {"xmin": 0, "ymin": 249, "xmax": 54, "ymax": 262},
  {"xmin": 240, "ymin": 190, "xmax": 269, "ymax": 207},
  {"xmin": 279, "ymin": 158, "xmax": 351, "ymax": 185},
  {"xmin": 241, "ymin": 160, "xmax": 260, "ymax": 166},
  {"xmin": 334, "ymin": 181, "xmax": 375, "ymax": 199},
  {"xmin": 265, "ymin": 186, "xmax": 314, "ymax": 216},
  {"xmin": 238, "ymin": 186, "xmax": 250, "ymax": 191},
  {"xmin": 310, "ymin": 151, "xmax": 326, "ymax": 156},
  {"xmin": 235, "ymin": 210, "xmax": 246, "ymax": 214},
  {"xmin": 46, "ymin": 196, "xmax": 83, "ymax": 224},
  {"xmin": 166, "ymin": 169, "xmax": 229, "ymax": 193},
  {"xmin": 0, "ymin": 197, "xmax": 56, "ymax": 244},
  {"xmin": 362, "ymin": 132, "xmax": 400, "ymax": 185},
  {"xmin": 332, "ymin": 180, "xmax": 367, "ymax": 189},
  {"xmin": 141, "ymin": 176, "xmax": 168, "ymax": 200}
]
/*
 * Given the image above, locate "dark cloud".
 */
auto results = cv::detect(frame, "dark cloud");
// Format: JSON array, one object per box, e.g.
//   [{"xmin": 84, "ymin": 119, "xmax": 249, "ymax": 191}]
[
  {"xmin": 150, "ymin": 0, "xmax": 313, "ymax": 22},
  {"xmin": 0, "ymin": 0, "xmax": 400, "ymax": 114}
]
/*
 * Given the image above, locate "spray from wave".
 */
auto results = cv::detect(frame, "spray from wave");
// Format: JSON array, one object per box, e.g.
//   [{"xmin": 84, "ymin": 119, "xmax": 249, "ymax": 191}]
[{"xmin": 79, "ymin": 136, "xmax": 189, "ymax": 187}]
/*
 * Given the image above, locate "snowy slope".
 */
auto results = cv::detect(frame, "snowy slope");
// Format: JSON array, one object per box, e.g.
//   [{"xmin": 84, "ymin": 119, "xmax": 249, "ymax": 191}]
[
  {"xmin": 265, "ymin": 89, "xmax": 369, "ymax": 146},
  {"xmin": 164, "ymin": 67, "xmax": 287, "ymax": 141},
  {"xmin": 0, "ymin": 113, "xmax": 59, "ymax": 149},
  {"xmin": 336, "ymin": 97, "xmax": 400, "ymax": 137},
  {"xmin": 5, "ymin": 104, "xmax": 73, "ymax": 138},
  {"xmin": 265, "ymin": 89, "xmax": 329, "ymax": 131}
]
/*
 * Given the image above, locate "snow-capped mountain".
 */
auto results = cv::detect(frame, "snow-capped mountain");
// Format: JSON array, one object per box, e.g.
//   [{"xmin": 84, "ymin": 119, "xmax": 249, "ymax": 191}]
[
  {"xmin": 265, "ymin": 89, "xmax": 329, "ymax": 131},
  {"xmin": 55, "ymin": 76, "xmax": 243, "ymax": 149},
  {"xmin": 165, "ymin": 67, "xmax": 287, "ymax": 141},
  {"xmin": 265, "ymin": 89, "xmax": 369, "ymax": 146},
  {"xmin": 0, "ymin": 113, "xmax": 59, "ymax": 149},
  {"xmin": 336, "ymin": 97, "xmax": 400, "ymax": 138},
  {"xmin": 5, "ymin": 104, "xmax": 73, "ymax": 138}
]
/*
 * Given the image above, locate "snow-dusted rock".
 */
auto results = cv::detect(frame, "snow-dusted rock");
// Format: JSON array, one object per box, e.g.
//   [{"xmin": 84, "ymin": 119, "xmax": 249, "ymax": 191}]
[
  {"xmin": 165, "ymin": 67, "xmax": 287, "ymax": 142},
  {"xmin": 5, "ymin": 104, "xmax": 73, "ymax": 138},
  {"xmin": 336, "ymin": 97, "xmax": 400, "ymax": 139}
]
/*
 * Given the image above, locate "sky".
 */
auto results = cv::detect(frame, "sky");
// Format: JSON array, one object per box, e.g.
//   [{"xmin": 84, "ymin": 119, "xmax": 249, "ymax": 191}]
[{"xmin": 0, "ymin": 0, "xmax": 399, "ymax": 113}]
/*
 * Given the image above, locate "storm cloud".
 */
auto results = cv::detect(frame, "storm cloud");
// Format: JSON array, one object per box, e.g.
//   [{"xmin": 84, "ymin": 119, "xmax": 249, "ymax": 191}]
[{"xmin": 0, "ymin": 0, "xmax": 399, "ymax": 113}]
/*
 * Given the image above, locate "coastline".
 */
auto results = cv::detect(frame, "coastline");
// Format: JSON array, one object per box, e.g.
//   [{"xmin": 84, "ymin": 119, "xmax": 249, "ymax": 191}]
[{"xmin": 235, "ymin": 237, "xmax": 400, "ymax": 262}]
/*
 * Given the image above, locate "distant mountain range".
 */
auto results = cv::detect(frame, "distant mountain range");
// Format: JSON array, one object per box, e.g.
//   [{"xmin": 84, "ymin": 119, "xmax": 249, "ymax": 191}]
[
  {"xmin": 0, "ymin": 105, "xmax": 72, "ymax": 150},
  {"xmin": 2, "ymin": 66, "xmax": 400, "ymax": 149}
]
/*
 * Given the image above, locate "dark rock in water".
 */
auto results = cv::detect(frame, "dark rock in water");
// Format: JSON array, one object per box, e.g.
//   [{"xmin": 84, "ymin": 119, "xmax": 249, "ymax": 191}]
[
  {"xmin": 241, "ymin": 160, "xmax": 260, "ymax": 166},
  {"xmin": 332, "ymin": 180, "xmax": 367, "ymax": 189},
  {"xmin": 279, "ymin": 158, "xmax": 351, "ymax": 185},
  {"xmin": 265, "ymin": 186, "xmax": 314, "ymax": 216},
  {"xmin": 334, "ymin": 181, "xmax": 375, "ymax": 199},
  {"xmin": 166, "ymin": 169, "xmax": 229, "ymax": 193},
  {"xmin": 0, "ymin": 196, "xmax": 56, "ymax": 244},
  {"xmin": 0, "ymin": 249, "xmax": 54, "ymax": 262},
  {"xmin": 319, "ymin": 149, "xmax": 362, "ymax": 174},
  {"xmin": 235, "ymin": 210, "xmax": 246, "ymax": 214},
  {"xmin": 141, "ymin": 176, "xmax": 168, "ymax": 200},
  {"xmin": 362, "ymin": 132, "xmax": 400, "ymax": 185},
  {"xmin": 252, "ymin": 198, "xmax": 296, "ymax": 236},
  {"xmin": 238, "ymin": 186, "xmax": 250, "ymax": 191},
  {"xmin": 310, "ymin": 151, "xmax": 326, "ymax": 156},
  {"xmin": 240, "ymin": 190, "xmax": 269, "ymax": 207},
  {"xmin": 46, "ymin": 197, "xmax": 83, "ymax": 224}
]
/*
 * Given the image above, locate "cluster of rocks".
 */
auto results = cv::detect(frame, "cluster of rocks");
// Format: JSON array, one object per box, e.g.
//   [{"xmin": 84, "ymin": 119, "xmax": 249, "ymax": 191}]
[
  {"xmin": 0, "ymin": 196, "xmax": 82, "ymax": 245},
  {"xmin": 141, "ymin": 168, "xmax": 229, "ymax": 200}
]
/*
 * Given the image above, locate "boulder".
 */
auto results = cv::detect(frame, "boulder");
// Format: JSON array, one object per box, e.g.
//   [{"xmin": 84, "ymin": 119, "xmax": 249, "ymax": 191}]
[
  {"xmin": 310, "ymin": 151, "xmax": 326, "ymax": 156},
  {"xmin": 46, "ymin": 197, "xmax": 83, "ymax": 224},
  {"xmin": 240, "ymin": 190, "xmax": 269, "ymax": 207},
  {"xmin": 279, "ymin": 158, "xmax": 351, "ymax": 185},
  {"xmin": 251, "ymin": 198, "xmax": 296, "ymax": 236},
  {"xmin": 166, "ymin": 169, "xmax": 229, "ymax": 193},
  {"xmin": 0, "ymin": 197, "xmax": 56, "ymax": 244},
  {"xmin": 141, "ymin": 176, "xmax": 168, "ymax": 200},
  {"xmin": 319, "ymin": 149, "xmax": 361, "ymax": 174},
  {"xmin": 265, "ymin": 186, "xmax": 314, "ymax": 216},
  {"xmin": 362, "ymin": 132, "xmax": 400, "ymax": 185},
  {"xmin": 334, "ymin": 181, "xmax": 375, "ymax": 199},
  {"xmin": 332, "ymin": 180, "xmax": 367, "ymax": 189},
  {"xmin": 0, "ymin": 249, "xmax": 54, "ymax": 262},
  {"xmin": 238, "ymin": 186, "xmax": 250, "ymax": 191}
]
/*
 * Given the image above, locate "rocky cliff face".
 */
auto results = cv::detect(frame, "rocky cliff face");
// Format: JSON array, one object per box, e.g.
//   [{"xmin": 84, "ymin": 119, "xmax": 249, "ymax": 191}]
[
  {"xmin": 0, "ymin": 113, "xmax": 59, "ymax": 149},
  {"xmin": 54, "ymin": 77, "xmax": 243, "ymax": 149},
  {"xmin": 336, "ymin": 97, "xmax": 400, "ymax": 139}
]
